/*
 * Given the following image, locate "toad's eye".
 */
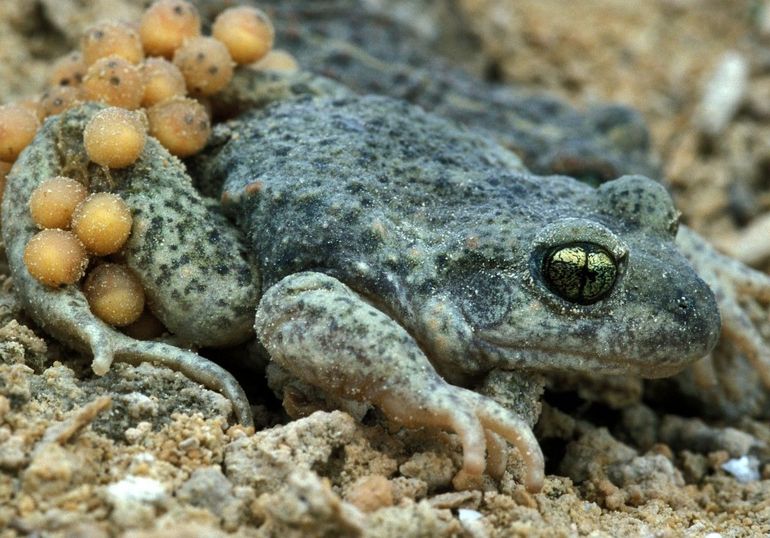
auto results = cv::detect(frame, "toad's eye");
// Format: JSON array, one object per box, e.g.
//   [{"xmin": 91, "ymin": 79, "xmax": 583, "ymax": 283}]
[{"xmin": 542, "ymin": 242, "xmax": 617, "ymax": 305}]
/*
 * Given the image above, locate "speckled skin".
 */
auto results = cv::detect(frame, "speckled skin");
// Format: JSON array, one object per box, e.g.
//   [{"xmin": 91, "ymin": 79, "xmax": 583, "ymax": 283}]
[
  {"xmin": 191, "ymin": 92, "xmax": 722, "ymax": 491},
  {"xmin": 2, "ymin": 81, "xmax": 722, "ymax": 492},
  {"xmin": 221, "ymin": 0, "xmax": 770, "ymax": 419},
  {"xmin": 198, "ymin": 93, "xmax": 719, "ymax": 379}
]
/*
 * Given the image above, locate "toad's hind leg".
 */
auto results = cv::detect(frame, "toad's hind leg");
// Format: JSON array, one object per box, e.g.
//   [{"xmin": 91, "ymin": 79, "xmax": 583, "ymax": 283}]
[
  {"xmin": 2, "ymin": 104, "xmax": 257, "ymax": 426},
  {"xmin": 5, "ymin": 264, "xmax": 253, "ymax": 425},
  {"xmin": 255, "ymin": 271, "xmax": 545, "ymax": 492}
]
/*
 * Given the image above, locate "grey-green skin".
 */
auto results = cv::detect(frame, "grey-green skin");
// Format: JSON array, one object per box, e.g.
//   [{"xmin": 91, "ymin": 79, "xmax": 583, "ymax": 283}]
[
  {"xmin": 2, "ymin": 74, "xmax": 721, "ymax": 492},
  {"xmin": 232, "ymin": 0, "xmax": 770, "ymax": 418}
]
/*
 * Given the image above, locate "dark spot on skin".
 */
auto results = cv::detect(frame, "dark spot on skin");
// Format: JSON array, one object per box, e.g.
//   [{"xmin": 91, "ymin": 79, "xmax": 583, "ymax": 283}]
[
  {"xmin": 196, "ymin": 52, "xmax": 205, "ymax": 62},
  {"xmin": 163, "ymin": 199, "xmax": 184, "ymax": 212},
  {"xmin": 236, "ymin": 266, "xmax": 252, "ymax": 286},
  {"xmin": 208, "ymin": 66, "xmax": 219, "ymax": 75},
  {"xmin": 149, "ymin": 215, "xmax": 164, "ymax": 229},
  {"xmin": 346, "ymin": 182, "xmax": 364, "ymax": 194},
  {"xmin": 109, "ymin": 76, "xmax": 121, "ymax": 86},
  {"xmin": 93, "ymin": 30, "xmax": 104, "ymax": 40},
  {"xmin": 312, "ymin": 157, "xmax": 330, "ymax": 171},
  {"xmin": 107, "ymin": 60, "xmax": 118, "ymax": 68},
  {"xmin": 184, "ymin": 281, "xmax": 207, "ymax": 294},
  {"xmin": 173, "ymin": 4, "xmax": 184, "ymax": 15}
]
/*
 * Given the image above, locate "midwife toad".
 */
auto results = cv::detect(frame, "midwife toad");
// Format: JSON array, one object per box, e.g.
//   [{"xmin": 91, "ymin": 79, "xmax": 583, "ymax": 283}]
[
  {"xmin": 249, "ymin": 0, "xmax": 770, "ymax": 416},
  {"xmin": 2, "ymin": 88, "xmax": 720, "ymax": 492},
  {"xmin": 32, "ymin": 0, "xmax": 770, "ymax": 417}
]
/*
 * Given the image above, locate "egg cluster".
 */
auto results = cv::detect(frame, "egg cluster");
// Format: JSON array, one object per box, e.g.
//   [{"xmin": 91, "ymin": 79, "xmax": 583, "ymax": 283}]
[
  {"xmin": 1, "ymin": 0, "xmax": 293, "ymax": 330},
  {"xmin": 23, "ymin": 176, "xmax": 142, "ymax": 325}
]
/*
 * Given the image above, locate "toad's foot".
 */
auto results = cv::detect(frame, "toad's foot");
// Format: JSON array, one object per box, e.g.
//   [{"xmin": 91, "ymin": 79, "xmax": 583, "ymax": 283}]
[
  {"xmin": 254, "ymin": 271, "xmax": 545, "ymax": 492},
  {"xmin": 2, "ymin": 263, "xmax": 253, "ymax": 425},
  {"xmin": 677, "ymin": 226, "xmax": 770, "ymax": 388}
]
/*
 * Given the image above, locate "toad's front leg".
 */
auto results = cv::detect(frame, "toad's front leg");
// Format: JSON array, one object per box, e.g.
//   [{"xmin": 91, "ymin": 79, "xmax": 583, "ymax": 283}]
[{"xmin": 255, "ymin": 271, "xmax": 545, "ymax": 492}]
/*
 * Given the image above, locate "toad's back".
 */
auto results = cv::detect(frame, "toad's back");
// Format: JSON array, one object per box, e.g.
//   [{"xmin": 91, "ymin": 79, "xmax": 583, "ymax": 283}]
[
  {"xmin": 204, "ymin": 95, "xmax": 600, "ymax": 291},
  {"xmin": 195, "ymin": 93, "xmax": 719, "ymax": 385}
]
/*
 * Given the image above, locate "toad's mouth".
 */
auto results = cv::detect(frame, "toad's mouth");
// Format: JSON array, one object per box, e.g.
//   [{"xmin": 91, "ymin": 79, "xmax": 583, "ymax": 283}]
[{"xmin": 476, "ymin": 331, "xmax": 700, "ymax": 379}]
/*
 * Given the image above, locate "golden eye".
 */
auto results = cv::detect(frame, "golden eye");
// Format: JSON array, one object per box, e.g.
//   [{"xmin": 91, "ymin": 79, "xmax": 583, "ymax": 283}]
[{"xmin": 542, "ymin": 242, "xmax": 617, "ymax": 305}]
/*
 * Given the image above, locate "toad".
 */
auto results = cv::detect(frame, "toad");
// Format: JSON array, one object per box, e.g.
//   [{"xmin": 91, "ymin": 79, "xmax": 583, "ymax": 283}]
[{"xmin": 1, "ymin": 86, "xmax": 721, "ymax": 492}]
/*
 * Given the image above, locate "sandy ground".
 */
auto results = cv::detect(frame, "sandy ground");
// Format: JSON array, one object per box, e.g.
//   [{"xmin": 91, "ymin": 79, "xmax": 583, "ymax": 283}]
[{"xmin": 2, "ymin": 0, "xmax": 770, "ymax": 536}]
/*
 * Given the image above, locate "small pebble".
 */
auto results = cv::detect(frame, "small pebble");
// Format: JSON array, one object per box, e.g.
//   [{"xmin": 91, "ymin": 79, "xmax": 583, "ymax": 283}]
[
  {"xmin": 721, "ymin": 455, "xmax": 760, "ymax": 483},
  {"xmin": 346, "ymin": 475, "xmax": 393, "ymax": 513},
  {"xmin": 106, "ymin": 475, "xmax": 166, "ymax": 504},
  {"xmin": 458, "ymin": 508, "xmax": 483, "ymax": 523},
  {"xmin": 83, "ymin": 107, "xmax": 146, "ymax": 169},
  {"xmin": 23, "ymin": 229, "xmax": 88, "ymax": 287},
  {"xmin": 695, "ymin": 51, "xmax": 749, "ymax": 136},
  {"xmin": 71, "ymin": 192, "xmax": 133, "ymax": 255}
]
